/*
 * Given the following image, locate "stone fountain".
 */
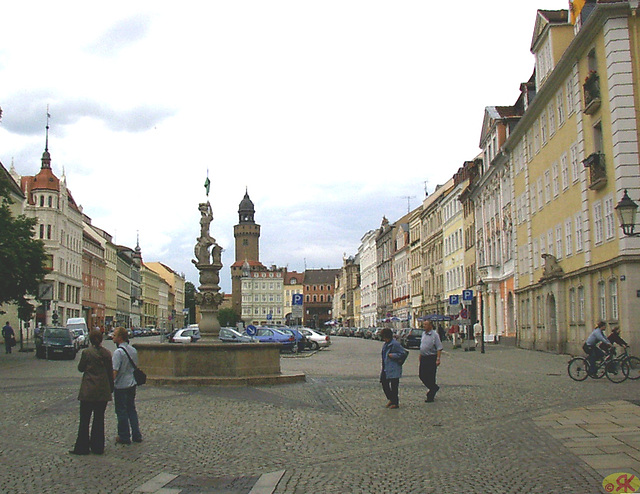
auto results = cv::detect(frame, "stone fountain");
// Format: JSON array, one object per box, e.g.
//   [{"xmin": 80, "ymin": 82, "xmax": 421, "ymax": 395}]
[{"xmin": 132, "ymin": 197, "xmax": 304, "ymax": 386}]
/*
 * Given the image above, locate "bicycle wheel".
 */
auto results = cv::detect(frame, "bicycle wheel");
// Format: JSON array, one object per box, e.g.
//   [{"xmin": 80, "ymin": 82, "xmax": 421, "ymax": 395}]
[
  {"xmin": 568, "ymin": 357, "xmax": 589, "ymax": 381},
  {"xmin": 605, "ymin": 358, "xmax": 630, "ymax": 383},
  {"xmin": 625, "ymin": 356, "xmax": 640, "ymax": 380}
]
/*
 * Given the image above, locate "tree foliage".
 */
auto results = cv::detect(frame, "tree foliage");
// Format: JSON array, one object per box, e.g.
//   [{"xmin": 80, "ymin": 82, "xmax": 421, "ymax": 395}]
[
  {"xmin": 218, "ymin": 307, "xmax": 240, "ymax": 328},
  {"xmin": 0, "ymin": 173, "xmax": 48, "ymax": 310}
]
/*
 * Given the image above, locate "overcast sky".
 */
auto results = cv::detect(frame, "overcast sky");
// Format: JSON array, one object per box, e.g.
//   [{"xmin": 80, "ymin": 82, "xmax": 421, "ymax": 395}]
[{"xmin": 0, "ymin": 0, "xmax": 568, "ymax": 293}]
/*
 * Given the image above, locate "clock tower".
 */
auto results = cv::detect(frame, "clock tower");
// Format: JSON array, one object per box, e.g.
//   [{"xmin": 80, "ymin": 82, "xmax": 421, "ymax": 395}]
[{"xmin": 231, "ymin": 189, "xmax": 263, "ymax": 316}]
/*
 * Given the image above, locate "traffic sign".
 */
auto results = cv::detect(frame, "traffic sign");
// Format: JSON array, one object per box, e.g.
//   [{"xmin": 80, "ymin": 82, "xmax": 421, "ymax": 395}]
[
  {"xmin": 460, "ymin": 308, "xmax": 469, "ymax": 319},
  {"xmin": 246, "ymin": 325, "xmax": 257, "ymax": 336},
  {"xmin": 462, "ymin": 289, "xmax": 474, "ymax": 301},
  {"xmin": 292, "ymin": 294, "xmax": 303, "ymax": 305},
  {"xmin": 449, "ymin": 295, "xmax": 459, "ymax": 305}
]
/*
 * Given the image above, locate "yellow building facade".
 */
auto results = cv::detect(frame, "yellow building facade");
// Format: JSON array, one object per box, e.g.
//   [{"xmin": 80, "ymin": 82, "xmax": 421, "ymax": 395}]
[{"xmin": 508, "ymin": 5, "xmax": 640, "ymax": 353}]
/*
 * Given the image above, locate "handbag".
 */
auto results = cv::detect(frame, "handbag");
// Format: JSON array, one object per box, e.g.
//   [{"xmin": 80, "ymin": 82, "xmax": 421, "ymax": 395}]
[{"xmin": 119, "ymin": 346, "xmax": 147, "ymax": 386}]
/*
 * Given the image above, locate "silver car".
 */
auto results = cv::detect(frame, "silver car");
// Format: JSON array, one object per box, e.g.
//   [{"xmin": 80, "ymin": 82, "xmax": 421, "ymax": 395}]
[
  {"xmin": 300, "ymin": 328, "xmax": 331, "ymax": 350},
  {"xmin": 219, "ymin": 327, "xmax": 252, "ymax": 343}
]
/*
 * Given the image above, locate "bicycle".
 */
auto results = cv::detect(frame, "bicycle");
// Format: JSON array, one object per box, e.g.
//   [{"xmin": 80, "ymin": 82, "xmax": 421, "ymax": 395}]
[
  {"xmin": 617, "ymin": 347, "xmax": 640, "ymax": 381},
  {"xmin": 568, "ymin": 348, "xmax": 630, "ymax": 383}
]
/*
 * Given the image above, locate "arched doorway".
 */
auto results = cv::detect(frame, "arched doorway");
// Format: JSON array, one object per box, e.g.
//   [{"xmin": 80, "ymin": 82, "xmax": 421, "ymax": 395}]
[{"xmin": 547, "ymin": 294, "xmax": 557, "ymax": 352}]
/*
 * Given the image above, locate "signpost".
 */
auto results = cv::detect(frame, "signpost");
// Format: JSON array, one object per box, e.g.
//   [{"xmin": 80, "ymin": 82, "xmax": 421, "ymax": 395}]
[{"xmin": 292, "ymin": 294, "xmax": 303, "ymax": 322}]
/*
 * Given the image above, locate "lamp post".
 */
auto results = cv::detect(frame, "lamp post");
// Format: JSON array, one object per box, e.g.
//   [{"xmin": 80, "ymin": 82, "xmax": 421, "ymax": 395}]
[
  {"xmin": 478, "ymin": 279, "xmax": 485, "ymax": 354},
  {"xmin": 615, "ymin": 190, "xmax": 640, "ymax": 236}
]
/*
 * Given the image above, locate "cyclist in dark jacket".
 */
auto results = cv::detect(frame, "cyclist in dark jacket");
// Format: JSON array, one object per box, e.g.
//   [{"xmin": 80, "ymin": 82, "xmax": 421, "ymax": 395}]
[{"xmin": 584, "ymin": 321, "xmax": 611, "ymax": 376}]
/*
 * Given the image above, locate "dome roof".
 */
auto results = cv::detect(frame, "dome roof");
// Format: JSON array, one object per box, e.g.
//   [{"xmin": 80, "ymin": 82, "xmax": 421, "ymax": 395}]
[{"xmin": 239, "ymin": 190, "xmax": 254, "ymax": 213}]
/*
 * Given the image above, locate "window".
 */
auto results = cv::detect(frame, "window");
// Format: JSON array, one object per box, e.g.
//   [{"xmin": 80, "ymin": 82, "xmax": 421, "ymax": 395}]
[
  {"xmin": 604, "ymin": 195, "xmax": 615, "ymax": 240},
  {"xmin": 541, "ymin": 111, "xmax": 548, "ymax": 145},
  {"xmin": 39, "ymin": 224, "xmax": 44, "ymax": 239},
  {"xmin": 537, "ymin": 178, "xmax": 544, "ymax": 211},
  {"xmin": 609, "ymin": 279, "xmax": 618, "ymax": 321},
  {"xmin": 565, "ymin": 218, "xmax": 573, "ymax": 257},
  {"xmin": 593, "ymin": 201, "xmax": 603, "ymax": 245},
  {"xmin": 544, "ymin": 170, "xmax": 551, "ymax": 204},
  {"xmin": 569, "ymin": 288, "xmax": 576, "ymax": 323},
  {"xmin": 570, "ymin": 144, "xmax": 579, "ymax": 184},
  {"xmin": 557, "ymin": 89, "xmax": 565, "ymax": 125},
  {"xmin": 552, "ymin": 162, "xmax": 559, "ymax": 197},
  {"xmin": 533, "ymin": 239, "xmax": 539, "ymax": 269},
  {"xmin": 575, "ymin": 212, "xmax": 584, "ymax": 252},
  {"xmin": 549, "ymin": 104, "xmax": 556, "ymax": 136},
  {"xmin": 531, "ymin": 182, "xmax": 538, "ymax": 212},
  {"xmin": 566, "ymin": 77, "xmax": 575, "ymax": 115},
  {"xmin": 39, "ymin": 196, "xmax": 44, "ymax": 207},
  {"xmin": 598, "ymin": 281, "xmax": 606, "ymax": 321},
  {"xmin": 548, "ymin": 230, "xmax": 554, "ymax": 257},
  {"xmin": 555, "ymin": 225, "xmax": 563, "ymax": 259},
  {"xmin": 577, "ymin": 286, "xmax": 585, "ymax": 321},
  {"xmin": 534, "ymin": 121, "xmax": 540, "ymax": 154},
  {"xmin": 560, "ymin": 153, "xmax": 569, "ymax": 191}
]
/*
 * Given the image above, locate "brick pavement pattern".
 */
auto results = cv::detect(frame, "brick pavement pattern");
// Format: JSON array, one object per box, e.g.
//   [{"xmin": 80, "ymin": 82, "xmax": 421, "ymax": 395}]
[{"xmin": 0, "ymin": 337, "xmax": 638, "ymax": 493}]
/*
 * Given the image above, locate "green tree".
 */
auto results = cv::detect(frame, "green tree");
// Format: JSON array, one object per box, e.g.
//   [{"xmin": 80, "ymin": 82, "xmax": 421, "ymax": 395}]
[
  {"xmin": 0, "ymin": 173, "xmax": 48, "ymax": 309},
  {"xmin": 218, "ymin": 307, "xmax": 240, "ymax": 328},
  {"xmin": 184, "ymin": 281, "xmax": 196, "ymax": 325}
]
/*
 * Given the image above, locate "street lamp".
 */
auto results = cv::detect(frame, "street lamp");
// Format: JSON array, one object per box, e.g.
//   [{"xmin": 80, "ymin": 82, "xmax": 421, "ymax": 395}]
[
  {"xmin": 615, "ymin": 190, "xmax": 640, "ymax": 236},
  {"xmin": 478, "ymin": 279, "xmax": 485, "ymax": 354}
]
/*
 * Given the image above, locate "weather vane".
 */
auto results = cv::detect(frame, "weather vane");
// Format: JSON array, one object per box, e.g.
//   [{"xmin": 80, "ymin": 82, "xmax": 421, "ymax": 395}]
[{"xmin": 204, "ymin": 169, "xmax": 210, "ymax": 197}]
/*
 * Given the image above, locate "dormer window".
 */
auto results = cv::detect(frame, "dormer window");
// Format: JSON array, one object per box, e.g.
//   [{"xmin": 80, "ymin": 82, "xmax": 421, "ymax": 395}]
[{"xmin": 39, "ymin": 195, "xmax": 44, "ymax": 207}]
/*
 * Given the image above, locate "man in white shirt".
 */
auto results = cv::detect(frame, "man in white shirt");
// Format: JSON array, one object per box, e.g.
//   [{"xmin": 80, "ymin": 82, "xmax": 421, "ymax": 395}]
[
  {"xmin": 420, "ymin": 320, "xmax": 443, "ymax": 403},
  {"xmin": 112, "ymin": 328, "xmax": 143, "ymax": 445}
]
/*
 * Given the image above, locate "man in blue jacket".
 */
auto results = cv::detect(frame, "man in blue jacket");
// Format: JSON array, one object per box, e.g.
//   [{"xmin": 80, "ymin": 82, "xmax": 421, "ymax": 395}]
[{"xmin": 380, "ymin": 328, "xmax": 407, "ymax": 409}]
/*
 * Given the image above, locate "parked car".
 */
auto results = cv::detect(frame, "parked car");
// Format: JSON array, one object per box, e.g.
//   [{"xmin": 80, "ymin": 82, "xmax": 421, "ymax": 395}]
[
  {"xmin": 401, "ymin": 328, "xmax": 424, "ymax": 349},
  {"xmin": 244, "ymin": 327, "xmax": 295, "ymax": 351},
  {"xmin": 69, "ymin": 328, "xmax": 88, "ymax": 350},
  {"xmin": 35, "ymin": 327, "xmax": 77, "ymax": 360},
  {"xmin": 169, "ymin": 328, "xmax": 201, "ymax": 343},
  {"xmin": 219, "ymin": 327, "xmax": 252, "ymax": 343},
  {"xmin": 300, "ymin": 328, "xmax": 331, "ymax": 350},
  {"xmin": 66, "ymin": 317, "xmax": 89, "ymax": 348},
  {"xmin": 277, "ymin": 327, "xmax": 307, "ymax": 353}
]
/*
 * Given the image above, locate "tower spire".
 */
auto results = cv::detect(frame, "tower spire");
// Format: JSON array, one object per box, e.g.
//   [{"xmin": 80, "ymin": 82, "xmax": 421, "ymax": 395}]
[{"xmin": 41, "ymin": 106, "xmax": 52, "ymax": 170}]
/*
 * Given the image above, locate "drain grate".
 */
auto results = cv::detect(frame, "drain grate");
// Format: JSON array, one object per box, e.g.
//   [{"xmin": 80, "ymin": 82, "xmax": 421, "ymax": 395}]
[{"xmin": 165, "ymin": 474, "xmax": 260, "ymax": 494}]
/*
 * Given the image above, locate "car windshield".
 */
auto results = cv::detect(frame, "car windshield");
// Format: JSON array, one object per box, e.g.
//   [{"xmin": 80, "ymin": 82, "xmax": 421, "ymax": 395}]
[
  {"xmin": 44, "ymin": 328, "xmax": 70, "ymax": 339},
  {"xmin": 410, "ymin": 329, "xmax": 424, "ymax": 336}
]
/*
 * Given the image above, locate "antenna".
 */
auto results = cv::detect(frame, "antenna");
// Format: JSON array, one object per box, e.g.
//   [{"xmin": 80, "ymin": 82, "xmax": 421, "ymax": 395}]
[
  {"xmin": 423, "ymin": 180, "xmax": 429, "ymax": 197},
  {"xmin": 399, "ymin": 195, "xmax": 417, "ymax": 214}
]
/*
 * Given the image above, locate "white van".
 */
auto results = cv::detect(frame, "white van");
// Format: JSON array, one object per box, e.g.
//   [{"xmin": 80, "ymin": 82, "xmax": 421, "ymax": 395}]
[{"xmin": 66, "ymin": 317, "xmax": 89, "ymax": 348}]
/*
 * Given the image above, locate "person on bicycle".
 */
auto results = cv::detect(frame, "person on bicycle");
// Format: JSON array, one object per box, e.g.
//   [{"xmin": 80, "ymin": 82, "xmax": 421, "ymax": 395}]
[
  {"xmin": 605, "ymin": 326, "xmax": 629, "ymax": 349},
  {"xmin": 584, "ymin": 321, "xmax": 611, "ymax": 375}
]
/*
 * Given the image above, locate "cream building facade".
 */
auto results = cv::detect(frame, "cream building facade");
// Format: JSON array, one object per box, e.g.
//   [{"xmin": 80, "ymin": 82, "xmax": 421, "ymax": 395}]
[{"xmin": 358, "ymin": 229, "xmax": 378, "ymax": 327}]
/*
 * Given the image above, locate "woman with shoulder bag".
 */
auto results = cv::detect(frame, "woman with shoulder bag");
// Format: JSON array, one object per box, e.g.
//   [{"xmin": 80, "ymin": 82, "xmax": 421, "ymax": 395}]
[{"xmin": 70, "ymin": 330, "xmax": 114, "ymax": 455}]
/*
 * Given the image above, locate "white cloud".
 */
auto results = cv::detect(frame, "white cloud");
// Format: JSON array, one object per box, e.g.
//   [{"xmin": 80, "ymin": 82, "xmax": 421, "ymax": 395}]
[{"xmin": 1, "ymin": 0, "xmax": 567, "ymax": 293}]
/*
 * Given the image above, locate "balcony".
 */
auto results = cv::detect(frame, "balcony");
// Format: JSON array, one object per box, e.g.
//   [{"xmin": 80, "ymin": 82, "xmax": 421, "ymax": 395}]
[
  {"xmin": 583, "ymin": 152, "xmax": 607, "ymax": 190},
  {"xmin": 583, "ymin": 71, "xmax": 601, "ymax": 114}
]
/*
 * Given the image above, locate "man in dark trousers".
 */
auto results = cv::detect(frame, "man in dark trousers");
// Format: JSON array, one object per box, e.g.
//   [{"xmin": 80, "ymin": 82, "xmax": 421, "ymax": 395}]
[
  {"xmin": 2, "ymin": 322, "xmax": 15, "ymax": 354},
  {"xmin": 420, "ymin": 320, "xmax": 443, "ymax": 402}
]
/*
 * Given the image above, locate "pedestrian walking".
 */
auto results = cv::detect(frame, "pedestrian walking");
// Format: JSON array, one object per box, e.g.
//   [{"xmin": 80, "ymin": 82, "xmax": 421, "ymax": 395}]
[
  {"xmin": 379, "ymin": 328, "xmax": 407, "ymax": 409},
  {"xmin": 70, "ymin": 330, "xmax": 113, "ymax": 455},
  {"xmin": 112, "ymin": 327, "xmax": 143, "ymax": 445},
  {"xmin": 419, "ymin": 320, "xmax": 443, "ymax": 403},
  {"xmin": 2, "ymin": 321, "xmax": 15, "ymax": 354},
  {"xmin": 473, "ymin": 320, "xmax": 482, "ymax": 348}
]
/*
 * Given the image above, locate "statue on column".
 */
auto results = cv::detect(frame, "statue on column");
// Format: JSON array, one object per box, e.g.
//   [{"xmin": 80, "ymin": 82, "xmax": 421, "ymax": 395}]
[{"xmin": 192, "ymin": 200, "xmax": 223, "ymax": 339}]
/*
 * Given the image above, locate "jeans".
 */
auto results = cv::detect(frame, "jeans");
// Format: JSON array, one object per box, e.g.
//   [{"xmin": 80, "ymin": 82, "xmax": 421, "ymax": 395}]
[
  {"xmin": 114, "ymin": 386, "xmax": 141, "ymax": 443},
  {"xmin": 73, "ymin": 401, "xmax": 107, "ymax": 454},
  {"xmin": 380, "ymin": 373, "xmax": 399, "ymax": 406},
  {"xmin": 586, "ymin": 345, "xmax": 605, "ymax": 375},
  {"xmin": 419, "ymin": 355, "xmax": 440, "ymax": 398}
]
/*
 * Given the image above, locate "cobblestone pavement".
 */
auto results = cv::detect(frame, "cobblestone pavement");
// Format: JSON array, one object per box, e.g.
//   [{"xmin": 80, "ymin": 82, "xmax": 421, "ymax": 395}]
[{"xmin": 1, "ymin": 337, "xmax": 638, "ymax": 493}]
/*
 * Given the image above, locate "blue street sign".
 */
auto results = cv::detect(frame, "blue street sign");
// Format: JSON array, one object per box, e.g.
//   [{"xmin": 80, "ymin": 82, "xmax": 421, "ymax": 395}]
[
  {"xmin": 292, "ymin": 294, "xmax": 303, "ymax": 305},
  {"xmin": 462, "ymin": 289, "xmax": 474, "ymax": 301},
  {"xmin": 267, "ymin": 313, "xmax": 272, "ymax": 320},
  {"xmin": 449, "ymin": 294, "xmax": 459, "ymax": 305},
  {"xmin": 246, "ymin": 325, "xmax": 257, "ymax": 336}
]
